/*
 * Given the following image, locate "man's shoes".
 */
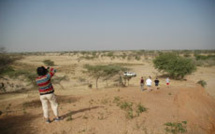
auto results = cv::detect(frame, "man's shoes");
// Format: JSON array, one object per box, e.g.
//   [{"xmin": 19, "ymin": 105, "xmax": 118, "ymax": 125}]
[
  {"xmin": 54, "ymin": 117, "xmax": 61, "ymax": 122},
  {"xmin": 46, "ymin": 119, "xmax": 51, "ymax": 123}
]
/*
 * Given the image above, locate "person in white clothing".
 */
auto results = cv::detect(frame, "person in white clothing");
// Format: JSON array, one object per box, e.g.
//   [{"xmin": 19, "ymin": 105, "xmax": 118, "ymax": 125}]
[{"xmin": 146, "ymin": 76, "xmax": 152, "ymax": 91}]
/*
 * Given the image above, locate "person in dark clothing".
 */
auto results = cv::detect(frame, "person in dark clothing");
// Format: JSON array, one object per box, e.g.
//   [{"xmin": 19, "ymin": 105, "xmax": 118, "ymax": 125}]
[
  {"xmin": 140, "ymin": 77, "xmax": 144, "ymax": 91},
  {"xmin": 154, "ymin": 77, "xmax": 160, "ymax": 89}
]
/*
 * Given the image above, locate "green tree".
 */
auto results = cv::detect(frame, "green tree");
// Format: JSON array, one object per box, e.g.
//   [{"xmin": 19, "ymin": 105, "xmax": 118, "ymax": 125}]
[
  {"xmin": 83, "ymin": 64, "xmax": 128, "ymax": 89},
  {"xmin": 153, "ymin": 53, "xmax": 196, "ymax": 79}
]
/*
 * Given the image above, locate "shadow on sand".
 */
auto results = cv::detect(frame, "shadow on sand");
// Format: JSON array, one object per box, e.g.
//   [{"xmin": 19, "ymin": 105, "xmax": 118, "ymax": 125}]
[
  {"xmin": 61, "ymin": 106, "xmax": 103, "ymax": 120},
  {"xmin": 0, "ymin": 114, "xmax": 40, "ymax": 134}
]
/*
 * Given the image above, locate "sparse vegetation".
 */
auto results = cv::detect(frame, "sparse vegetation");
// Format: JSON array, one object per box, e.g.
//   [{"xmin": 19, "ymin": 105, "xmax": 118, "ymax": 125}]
[
  {"xmin": 136, "ymin": 103, "xmax": 147, "ymax": 116},
  {"xmin": 195, "ymin": 54, "xmax": 215, "ymax": 60},
  {"xmin": 43, "ymin": 59, "xmax": 55, "ymax": 66},
  {"xmin": 113, "ymin": 96, "xmax": 121, "ymax": 103},
  {"xmin": 2, "ymin": 69, "xmax": 38, "ymax": 87},
  {"xmin": 164, "ymin": 121, "xmax": 187, "ymax": 134},
  {"xmin": 79, "ymin": 55, "xmax": 96, "ymax": 60},
  {"xmin": 183, "ymin": 54, "xmax": 191, "ymax": 57},
  {"xmin": 120, "ymin": 101, "xmax": 133, "ymax": 111},
  {"xmin": 193, "ymin": 54, "xmax": 215, "ymax": 67},
  {"xmin": 118, "ymin": 101, "xmax": 135, "ymax": 119},
  {"xmin": 106, "ymin": 52, "xmax": 115, "ymax": 59},
  {"xmin": 113, "ymin": 97, "xmax": 147, "ymax": 119},
  {"xmin": 197, "ymin": 80, "xmax": 207, "ymax": 87},
  {"xmin": 135, "ymin": 55, "xmax": 141, "ymax": 61},
  {"xmin": 0, "ymin": 48, "xmax": 21, "ymax": 76}
]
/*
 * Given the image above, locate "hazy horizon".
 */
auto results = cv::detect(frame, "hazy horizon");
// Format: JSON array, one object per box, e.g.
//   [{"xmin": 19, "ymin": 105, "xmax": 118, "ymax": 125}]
[{"xmin": 0, "ymin": 0, "xmax": 214, "ymax": 52}]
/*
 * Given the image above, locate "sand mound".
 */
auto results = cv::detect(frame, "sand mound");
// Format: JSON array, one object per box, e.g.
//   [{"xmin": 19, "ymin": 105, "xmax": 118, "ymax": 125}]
[{"xmin": 174, "ymin": 86, "xmax": 215, "ymax": 134}]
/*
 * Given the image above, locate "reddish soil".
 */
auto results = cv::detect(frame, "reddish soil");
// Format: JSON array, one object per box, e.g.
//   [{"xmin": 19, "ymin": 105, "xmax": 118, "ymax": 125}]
[{"xmin": 0, "ymin": 83, "xmax": 215, "ymax": 134}]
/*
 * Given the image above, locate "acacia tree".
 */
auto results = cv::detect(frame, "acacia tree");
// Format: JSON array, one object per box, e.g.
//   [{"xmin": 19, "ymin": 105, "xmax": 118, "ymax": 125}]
[
  {"xmin": 153, "ymin": 53, "xmax": 196, "ymax": 79},
  {"xmin": 83, "ymin": 64, "xmax": 128, "ymax": 89}
]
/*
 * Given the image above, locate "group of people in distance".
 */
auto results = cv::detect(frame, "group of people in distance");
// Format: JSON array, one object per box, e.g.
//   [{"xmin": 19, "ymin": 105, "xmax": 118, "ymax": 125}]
[{"xmin": 140, "ymin": 76, "xmax": 170, "ymax": 91}]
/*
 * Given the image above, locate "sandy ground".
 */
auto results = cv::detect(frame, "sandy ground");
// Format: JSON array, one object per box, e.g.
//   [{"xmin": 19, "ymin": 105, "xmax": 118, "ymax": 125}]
[{"xmin": 0, "ymin": 53, "xmax": 215, "ymax": 134}]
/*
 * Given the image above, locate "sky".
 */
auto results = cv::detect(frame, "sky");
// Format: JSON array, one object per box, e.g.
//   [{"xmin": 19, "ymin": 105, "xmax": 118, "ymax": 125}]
[{"xmin": 0, "ymin": 0, "xmax": 214, "ymax": 52}]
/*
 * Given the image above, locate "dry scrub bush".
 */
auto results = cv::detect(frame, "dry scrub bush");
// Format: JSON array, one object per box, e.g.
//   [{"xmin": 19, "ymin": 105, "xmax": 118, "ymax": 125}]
[
  {"xmin": 43, "ymin": 59, "xmax": 55, "ymax": 66},
  {"xmin": 197, "ymin": 80, "xmax": 207, "ymax": 87}
]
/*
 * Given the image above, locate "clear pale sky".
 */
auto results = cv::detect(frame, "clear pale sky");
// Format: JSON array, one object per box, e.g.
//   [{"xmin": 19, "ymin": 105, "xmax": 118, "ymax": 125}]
[{"xmin": 0, "ymin": 0, "xmax": 214, "ymax": 52}]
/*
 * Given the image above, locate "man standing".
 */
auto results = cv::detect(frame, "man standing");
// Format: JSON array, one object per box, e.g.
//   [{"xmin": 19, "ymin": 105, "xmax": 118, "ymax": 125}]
[
  {"xmin": 146, "ymin": 76, "xmax": 152, "ymax": 91},
  {"xmin": 154, "ymin": 77, "xmax": 160, "ymax": 89},
  {"xmin": 36, "ymin": 66, "xmax": 61, "ymax": 123}
]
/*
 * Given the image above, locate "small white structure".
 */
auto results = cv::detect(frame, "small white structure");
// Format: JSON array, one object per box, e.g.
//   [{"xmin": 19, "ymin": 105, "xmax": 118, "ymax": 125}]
[{"xmin": 123, "ymin": 72, "xmax": 137, "ymax": 77}]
